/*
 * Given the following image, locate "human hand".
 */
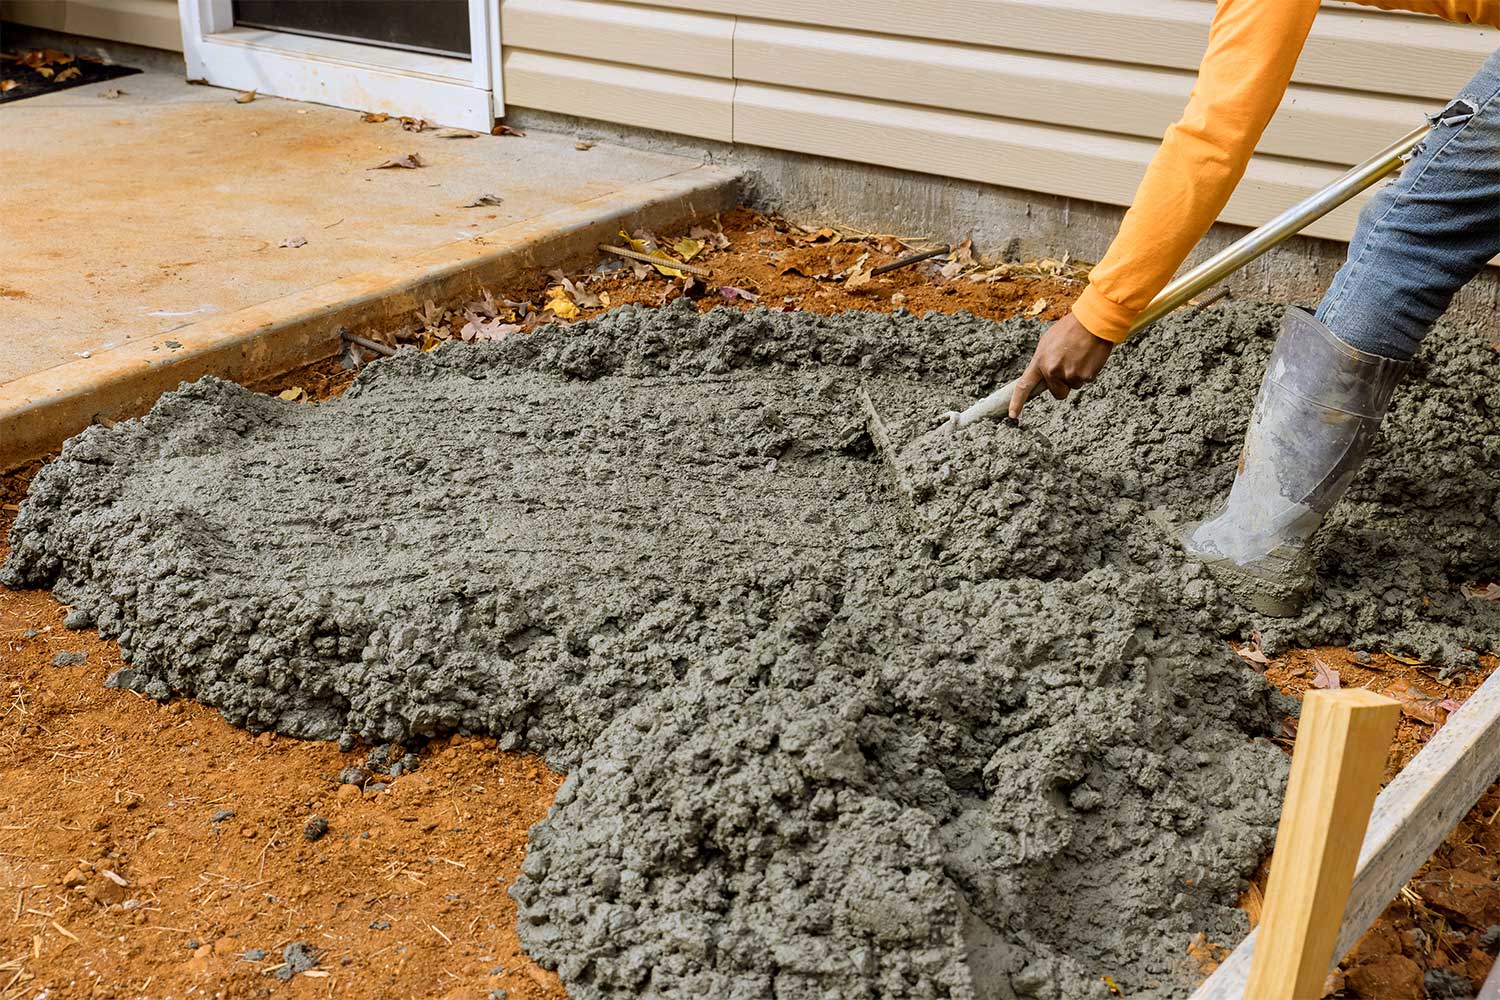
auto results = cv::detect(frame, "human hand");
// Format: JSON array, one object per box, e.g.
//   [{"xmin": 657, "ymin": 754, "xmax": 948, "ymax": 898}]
[{"xmin": 1008, "ymin": 312, "xmax": 1116, "ymax": 419}]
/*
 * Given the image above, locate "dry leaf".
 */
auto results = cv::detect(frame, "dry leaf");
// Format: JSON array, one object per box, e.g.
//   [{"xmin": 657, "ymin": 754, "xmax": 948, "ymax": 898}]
[
  {"xmin": 1387, "ymin": 652, "xmax": 1427, "ymax": 667},
  {"xmin": 99, "ymin": 87, "xmax": 123, "ymax": 98},
  {"xmin": 0, "ymin": 80, "xmax": 18, "ymax": 93},
  {"xmin": 235, "ymin": 90, "xmax": 256, "ymax": 104},
  {"xmin": 277, "ymin": 387, "xmax": 306, "ymax": 402},
  {"xmin": 689, "ymin": 225, "xmax": 731, "ymax": 250},
  {"xmin": 36, "ymin": 67, "xmax": 54, "ymax": 79},
  {"xmin": 492, "ymin": 123, "xmax": 525, "ymax": 137},
  {"xmin": 1382, "ymin": 678, "xmax": 1448, "ymax": 727},
  {"xmin": 416, "ymin": 300, "xmax": 446, "ymax": 334},
  {"xmin": 361, "ymin": 112, "xmax": 390, "ymax": 123},
  {"xmin": 544, "ymin": 286, "xmax": 581, "ymax": 320},
  {"xmin": 1027, "ymin": 298, "xmax": 1050, "ymax": 317},
  {"xmin": 548, "ymin": 270, "xmax": 601, "ymax": 309},
  {"xmin": 802, "ymin": 227, "xmax": 841, "ymax": 245},
  {"xmin": 1233, "ymin": 633, "xmax": 1270, "ymax": 670},
  {"xmin": 278, "ymin": 236, "xmax": 307, "ymax": 249},
  {"xmin": 1311, "ymin": 657, "xmax": 1341, "ymax": 690},
  {"xmin": 463, "ymin": 194, "xmax": 504, "ymax": 208},
  {"xmin": 399, "ymin": 116, "xmax": 428, "ymax": 132},
  {"xmin": 950, "ymin": 238, "xmax": 975, "ymax": 267},
  {"xmin": 599, "ymin": 291, "xmax": 611, "ymax": 307},
  {"xmin": 672, "ymin": 237, "xmax": 704, "ymax": 261},
  {"xmin": 371, "ymin": 153, "xmax": 424, "ymax": 170},
  {"xmin": 54, "ymin": 66, "xmax": 80, "ymax": 82},
  {"xmin": 719, "ymin": 286, "xmax": 759, "ymax": 302},
  {"xmin": 845, "ymin": 267, "xmax": 872, "ymax": 292},
  {"xmin": 575, "ymin": 140, "xmax": 595, "ymax": 151},
  {"xmin": 437, "ymin": 129, "xmax": 478, "ymax": 139},
  {"xmin": 1461, "ymin": 582, "xmax": 1500, "ymax": 601},
  {"xmin": 618, "ymin": 230, "xmax": 685, "ymax": 278}
]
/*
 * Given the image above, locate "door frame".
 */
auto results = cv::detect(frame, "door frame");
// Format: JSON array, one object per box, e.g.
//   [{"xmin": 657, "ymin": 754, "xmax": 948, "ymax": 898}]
[{"xmin": 178, "ymin": 0, "xmax": 503, "ymax": 129}]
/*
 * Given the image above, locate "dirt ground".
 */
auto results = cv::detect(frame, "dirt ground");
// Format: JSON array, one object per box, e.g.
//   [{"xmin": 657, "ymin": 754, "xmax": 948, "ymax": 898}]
[{"xmin": 2, "ymin": 209, "xmax": 1495, "ymax": 999}]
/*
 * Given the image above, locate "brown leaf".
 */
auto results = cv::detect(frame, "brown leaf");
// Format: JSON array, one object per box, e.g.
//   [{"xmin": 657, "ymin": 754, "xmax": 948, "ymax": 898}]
[
  {"xmin": 1382, "ymin": 678, "xmax": 1448, "ymax": 727},
  {"xmin": 491, "ymin": 123, "xmax": 525, "ymax": 137},
  {"xmin": 801, "ymin": 227, "xmax": 841, "ymax": 246},
  {"xmin": 277, "ymin": 236, "xmax": 307, "ymax": 249},
  {"xmin": 54, "ymin": 66, "xmax": 80, "ymax": 82},
  {"xmin": 690, "ymin": 225, "xmax": 731, "ymax": 250},
  {"xmin": 844, "ymin": 267, "xmax": 872, "ymax": 292},
  {"xmin": 463, "ymin": 194, "xmax": 504, "ymax": 208},
  {"xmin": 950, "ymin": 238, "xmax": 975, "ymax": 266},
  {"xmin": 1233, "ymin": 635, "xmax": 1270, "ymax": 670},
  {"xmin": 1311, "ymin": 657, "xmax": 1341, "ymax": 690},
  {"xmin": 235, "ymin": 89, "xmax": 256, "ymax": 104},
  {"xmin": 437, "ymin": 129, "xmax": 478, "ymax": 139},
  {"xmin": 98, "ymin": 87, "xmax": 124, "ymax": 98},
  {"xmin": 0, "ymin": 80, "xmax": 18, "ymax": 93},
  {"xmin": 719, "ymin": 286, "xmax": 759, "ymax": 302},
  {"xmin": 1461, "ymin": 582, "xmax": 1500, "ymax": 601},
  {"xmin": 361, "ymin": 112, "xmax": 390, "ymax": 123},
  {"xmin": 1387, "ymin": 652, "xmax": 1427, "ymax": 666},
  {"xmin": 370, "ymin": 153, "xmax": 424, "ymax": 170},
  {"xmin": 398, "ymin": 116, "xmax": 428, "ymax": 132},
  {"xmin": 1027, "ymin": 297, "xmax": 1050, "ymax": 317},
  {"xmin": 36, "ymin": 66, "xmax": 54, "ymax": 79},
  {"xmin": 574, "ymin": 140, "xmax": 595, "ymax": 151}
]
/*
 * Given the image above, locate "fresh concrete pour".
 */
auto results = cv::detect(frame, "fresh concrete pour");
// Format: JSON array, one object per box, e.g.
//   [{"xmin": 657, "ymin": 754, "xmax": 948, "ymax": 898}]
[{"xmin": 6, "ymin": 300, "xmax": 1498, "ymax": 999}]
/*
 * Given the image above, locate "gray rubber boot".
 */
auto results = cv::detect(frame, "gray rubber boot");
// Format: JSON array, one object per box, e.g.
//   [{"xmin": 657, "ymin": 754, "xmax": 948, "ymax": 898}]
[{"xmin": 1182, "ymin": 308, "xmax": 1408, "ymax": 617}]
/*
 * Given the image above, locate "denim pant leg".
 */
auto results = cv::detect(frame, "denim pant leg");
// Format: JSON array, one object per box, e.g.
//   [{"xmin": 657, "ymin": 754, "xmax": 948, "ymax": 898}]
[{"xmin": 1316, "ymin": 49, "xmax": 1500, "ymax": 362}]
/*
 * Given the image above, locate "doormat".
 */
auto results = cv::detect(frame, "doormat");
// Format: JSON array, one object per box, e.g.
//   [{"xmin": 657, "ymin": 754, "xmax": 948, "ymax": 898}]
[{"xmin": 0, "ymin": 48, "xmax": 141, "ymax": 104}]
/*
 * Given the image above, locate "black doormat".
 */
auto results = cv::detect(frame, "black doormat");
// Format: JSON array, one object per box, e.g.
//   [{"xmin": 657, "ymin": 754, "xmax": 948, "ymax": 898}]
[{"xmin": 1, "ymin": 48, "xmax": 141, "ymax": 104}]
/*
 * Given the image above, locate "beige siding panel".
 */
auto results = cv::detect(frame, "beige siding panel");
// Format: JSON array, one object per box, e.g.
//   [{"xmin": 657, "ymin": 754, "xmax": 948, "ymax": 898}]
[
  {"xmin": 503, "ymin": 49, "xmax": 734, "ymax": 141},
  {"xmin": 3, "ymin": 0, "xmax": 182, "ymax": 51},
  {"xmin": 733, "ymin": 82, "xmax": 1373, "ymax": 242},
  {"xmin": 500, "ymin": 0, "xmax": 733, "ymax": 78},
  {"xmin": 734, "ymin": 21, "xmax": 1429, "ymax": 165},
  {"xmin": 637, "ymin": 0, "xmax": 1494, "ymax": 101}
]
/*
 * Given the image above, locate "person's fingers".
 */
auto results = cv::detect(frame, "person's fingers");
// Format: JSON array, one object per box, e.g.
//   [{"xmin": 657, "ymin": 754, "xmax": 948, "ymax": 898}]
[
  {"xmin": 1008, "ymin": 364, "xmax": 1044, "ymax": 420},
  {"xmin": 1043, "ymin": 374, "xmax": 1070, "ymax": 401}
]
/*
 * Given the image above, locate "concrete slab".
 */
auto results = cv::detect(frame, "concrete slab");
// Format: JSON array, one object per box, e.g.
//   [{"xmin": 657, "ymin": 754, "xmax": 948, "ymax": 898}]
[
  {"xmin": 0, "ymin": 64, "xmax": 715, "ymax": 383},
  {"xmin": 0, "ymin": 62, "xmax": 739, "ymax": 468}
]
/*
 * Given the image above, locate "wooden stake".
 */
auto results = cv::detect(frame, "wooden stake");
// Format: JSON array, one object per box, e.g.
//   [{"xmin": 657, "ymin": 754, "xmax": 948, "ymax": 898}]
[{"xmin": 1245, "ymin": 689, "xmax": 1399, "ymax": 1000}]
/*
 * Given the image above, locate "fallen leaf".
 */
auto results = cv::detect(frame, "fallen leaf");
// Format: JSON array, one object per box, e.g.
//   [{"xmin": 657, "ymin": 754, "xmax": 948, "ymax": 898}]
[
  {"xmin": 0, "ymin": 80, "xmax": 18, "ymax": 93},
  {"xmin": 548, "ymin": 270, "xmax": 601, "ymax": 309},
  {"xmin": 371, "ymin": 153, "xmax": 424, "ymax": 170},
  {"xmin": 36, "ymin": 67, "xmax": 54, "ymax": 79},
  {"xmin": 361, "ymin": 112, "xmax": 390, "ymax": 123},
  {"xmin": 544, "ymin": 286, "xmax": 581, "ymax": 320},
  {"xmin": 1312, "ymin": 657, "xmax": 1341, "ymax": 690},
  {"xmin": 618, "ymin": 230, "xmax": 685, "ymax": 278},
  {"xmin": 802, "ymin": 226, "xmax": 841, "ymax": 245},
  {"xmin": 492, "ymin": 123, "xmax": 525, "ymax": 137},
  {"xmin": 54, "ymin": 66, "xmax": 80, "ymax": 82},
  {"xmin": 278, "ymin": 236, "xmax": 307, "ymax": 249},
  {"xmin": 98, "ymin": 87, "xmax": 123, "ymax": 98},
  {"xmin": 845, "ymin": 267, "xmax": 872, "ymax": 292},
  {"xmin": 1027, "ymin": 297, "xmax": 1050, "ymax": 317},
  {"xmin": 672, "ymin": 237, "xmax": 704, "ymax": 261},
  {"xmin": 460, "ymin": 312, "xmax": 520, "ymax": 342},
  {"xmin": 235, "ymin": 90, "xmax": 256, "ymax": 104},
  {"xmin": 1387, "ymin": 653, "xmax": 1427, "ymax": 667},
  {"xmin": 398, "ymin": 116, "xmax": 428, "ymax": 132},
  {"xmin": 719, "ymin": 286, "xmax": 759, "ymax": 302},
  {"xmin": 1382, "ymin": 678, "xmax": 1449, "ymax": 727},
  {"xmin": 950, "ymin": 238, "xmax": 975, "ymax": 267},
  {"xmin": 1461, "ymin": 582, "xmax": 1500, "ymax": 601},
  {"xmin": 1101, "ymin": 976, "xmax": 1122, "ymax": 997},
  {"xmin": 599, "ymin": 291, "xmax": 611, "ymax": 307},
  {"xmin": 416, "ymin": 300, "xmax": 446, "ymax": 334},
  {"xmin": 437, "ymin": 129, "xmax": 478, "ymax": 139},
  {"xmin": 689, "ymin": 224, "xmax": 731, "ymax": 250},
  {"xmin": 1234, "ymin": 633, "xmax": 1270, "ymax": 671},
  {"xmin": 575, "ymin": 140, "xmax": 595, "ymax": 151},
  {"xmin": 463, "ymin": 194, "xmax": 504, "ymax": 207},
  {"xmin": 277, "ymin": 387, "xmax": 306, "ymax": 402}
]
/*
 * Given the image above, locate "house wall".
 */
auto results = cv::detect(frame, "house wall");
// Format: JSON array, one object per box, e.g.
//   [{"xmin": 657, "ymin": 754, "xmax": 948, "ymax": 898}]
[
  {"xmin": 3, "ymin": 0, "xmax": 182, "ymax": 51},
  {"xmin": 499, "ymin": 0, "xmax": 1498, "ymax": 244}
]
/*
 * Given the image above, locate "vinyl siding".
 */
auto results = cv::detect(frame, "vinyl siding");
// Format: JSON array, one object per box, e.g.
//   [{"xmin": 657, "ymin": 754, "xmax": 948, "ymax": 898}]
[
  {"xmin": 3, "ymin": 0, "xmax": 183, "ymax": 52},
  {"xmin": 499, "ymin": 0, "xmax": 1498, "ymax": 241}
]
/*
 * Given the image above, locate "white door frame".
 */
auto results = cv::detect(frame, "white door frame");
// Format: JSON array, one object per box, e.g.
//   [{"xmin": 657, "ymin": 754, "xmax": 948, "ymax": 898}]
[{"xmin": 178, "ymin": 0, "xmax": 504, "ymax": 130}]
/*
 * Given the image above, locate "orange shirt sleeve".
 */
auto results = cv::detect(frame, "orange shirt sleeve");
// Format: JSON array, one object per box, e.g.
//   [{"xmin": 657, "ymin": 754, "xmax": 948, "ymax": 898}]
[{"xmin": 1071, "ymin": 0, "xmax": 1323, "ymax": 343}]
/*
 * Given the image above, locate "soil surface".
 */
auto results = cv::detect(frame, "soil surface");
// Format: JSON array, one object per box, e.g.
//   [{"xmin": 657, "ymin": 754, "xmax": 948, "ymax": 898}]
[{"xmin": 2, "ymin": 209, "xmax": 1496, "ymax": 999}]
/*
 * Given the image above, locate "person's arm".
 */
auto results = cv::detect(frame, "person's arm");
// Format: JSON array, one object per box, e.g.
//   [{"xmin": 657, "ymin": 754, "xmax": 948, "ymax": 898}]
[{"xmin": 1010, "ymin": 0, "xmax": 1322, "ymax": 417}]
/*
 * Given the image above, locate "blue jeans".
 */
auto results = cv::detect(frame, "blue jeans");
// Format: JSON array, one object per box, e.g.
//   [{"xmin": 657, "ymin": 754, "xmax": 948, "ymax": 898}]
[{"xmin": 1316, "ymin": 48, "xmax": 1500, "ymax": 362}]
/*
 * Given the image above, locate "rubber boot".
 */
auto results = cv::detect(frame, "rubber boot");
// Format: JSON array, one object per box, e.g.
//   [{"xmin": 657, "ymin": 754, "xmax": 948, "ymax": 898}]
[{"xmin": 1182, "ymin": 308, "xmax": 1408, "ymax": 617}]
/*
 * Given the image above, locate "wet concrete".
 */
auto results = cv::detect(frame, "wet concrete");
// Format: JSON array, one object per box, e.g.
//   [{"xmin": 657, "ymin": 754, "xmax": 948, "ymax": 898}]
[{"xmin": 6, "ymin": 299, "xmax": 1497, "ymax": 998}]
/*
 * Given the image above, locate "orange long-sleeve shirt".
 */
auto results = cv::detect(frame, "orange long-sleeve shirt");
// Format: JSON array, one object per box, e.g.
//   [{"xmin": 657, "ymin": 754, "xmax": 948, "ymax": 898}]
[{"xmin": 1072, "ymin": 0, "xmax": 1500, "ymax": 344}]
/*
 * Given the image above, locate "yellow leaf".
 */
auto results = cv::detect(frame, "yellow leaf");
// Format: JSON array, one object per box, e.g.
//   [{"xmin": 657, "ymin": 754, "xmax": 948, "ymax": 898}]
[
  {"xmin": 54, "ymin": 66, "xmax": 81, "ymax": 82},
  {"xmin": 545, "ymin": 286, "xmax": 581, "ymax": 320},
  {"xmin": 235, "ymin": 89, "xmax": 256, "ymax": 104},
  {"xmin": 0, "ymin": 80, "xmax": 18, "ymax": 93},
  {"xmin": 599, "ymin": 291, "xmax": 612, "ymax": 308},
  {"xmin": 277, "ymin": 387, "xmax": 305, "ymax": 402},
  {"xmin": 617, "ymin": 230, "xmax": 685, "ymax": 279},
  {"xmin": 672, "ymin": 237, "xmax": 704, "ymax": 261},
  {"xmin": 1027, "ymin": 297, "xmax": 1049, "ymax": 316}
]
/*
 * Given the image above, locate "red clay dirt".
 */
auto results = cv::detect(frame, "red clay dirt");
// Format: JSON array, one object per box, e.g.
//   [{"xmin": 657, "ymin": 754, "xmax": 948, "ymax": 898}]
[{"xmin": 2, "ymin": 208, "xmax": 1495, "ymax": 999}]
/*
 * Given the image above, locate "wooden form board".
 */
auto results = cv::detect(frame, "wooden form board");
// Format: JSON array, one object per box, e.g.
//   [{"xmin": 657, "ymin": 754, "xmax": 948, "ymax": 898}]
[
  {"xmin": 1192, "ymin": 665, "xmax": 1500, "ymax": 998},
  {"xmin": 1244, "ymin": 690, "xmax": 1400, "ymax": 999}
]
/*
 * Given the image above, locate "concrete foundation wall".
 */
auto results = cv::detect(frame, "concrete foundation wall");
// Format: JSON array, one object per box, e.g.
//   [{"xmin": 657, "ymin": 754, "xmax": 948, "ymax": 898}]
[{"xmin": 508, "ymin": 107, "xmax": 1500, "ymax": 339}]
